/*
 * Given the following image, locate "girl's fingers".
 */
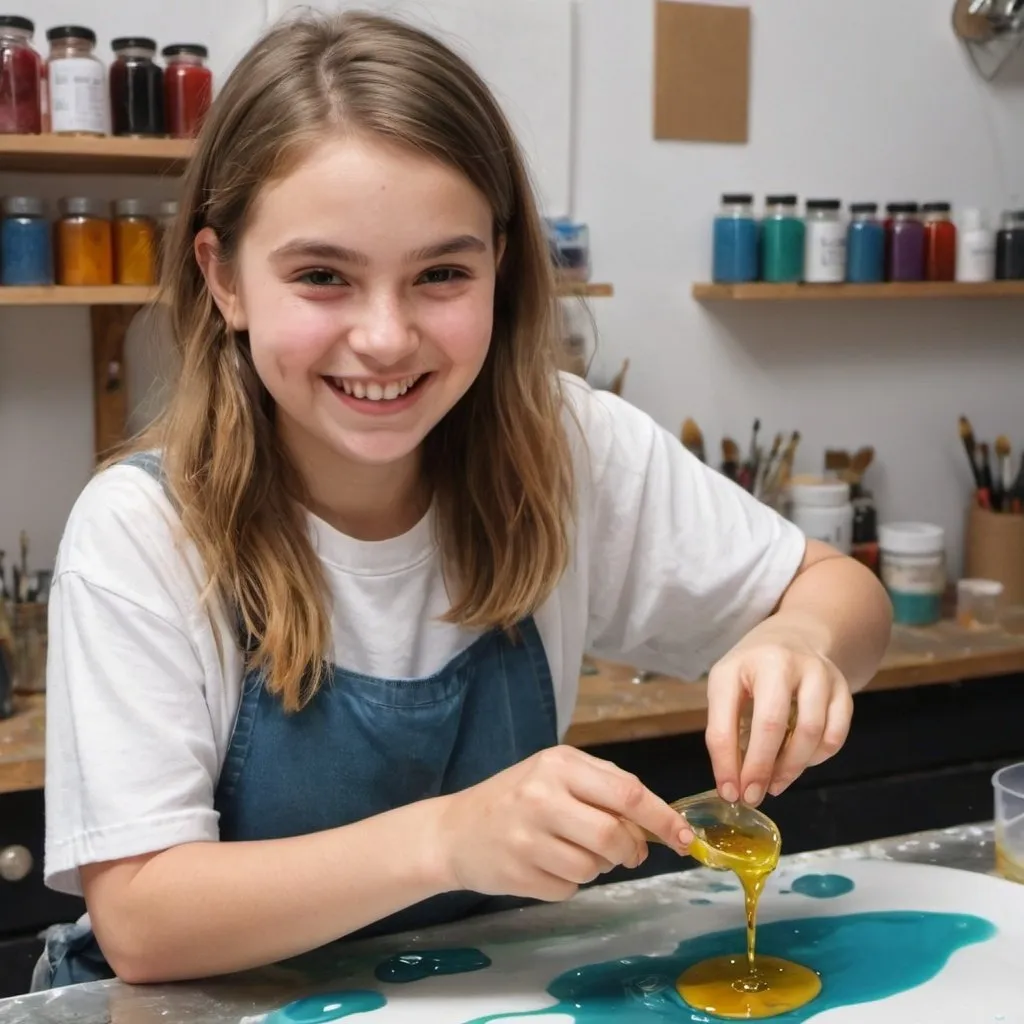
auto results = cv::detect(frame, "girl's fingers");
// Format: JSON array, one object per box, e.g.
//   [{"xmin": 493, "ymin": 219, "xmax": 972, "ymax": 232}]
[
  {"xmin": 704, "ymin": 665, "xmax": 744, "ymax": 802},
  {"xmin": 808, "ymin": 681, "xmax": 854, "ymax": 767},
  {"xmin": 547, "ymin": 799, "xmax": 646, "ymax": 869},
  {"xmin": 767, "ymin": 663, "xmax": 831, "ymax": 796},
  {"xmin": 738, "ymin": 670, "xmax": 793, "ymax": 806}
]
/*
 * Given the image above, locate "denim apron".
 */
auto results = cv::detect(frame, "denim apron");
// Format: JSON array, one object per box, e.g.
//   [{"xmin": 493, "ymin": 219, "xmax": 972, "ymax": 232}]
[{"xmin": 35, "ymin": 452, "xmax": 558, "ymax": 989}]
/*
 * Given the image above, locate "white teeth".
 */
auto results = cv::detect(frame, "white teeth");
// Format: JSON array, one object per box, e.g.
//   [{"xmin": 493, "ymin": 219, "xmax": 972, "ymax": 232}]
[{"xmin": 333, "ymin": 375, "xmax": 421, "ymax": 401}]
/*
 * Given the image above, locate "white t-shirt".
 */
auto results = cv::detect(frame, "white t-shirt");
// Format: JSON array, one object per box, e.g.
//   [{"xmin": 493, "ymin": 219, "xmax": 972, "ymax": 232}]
[{"xmin": 44, "ymin": 374, "xmax": 805, "ymax": 897}]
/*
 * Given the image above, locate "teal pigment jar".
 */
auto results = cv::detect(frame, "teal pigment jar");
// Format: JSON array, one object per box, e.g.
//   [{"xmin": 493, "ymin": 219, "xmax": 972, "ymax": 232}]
[{"xmin": 879, "ymin": 522, "xmax": 945, "ymax": 626}]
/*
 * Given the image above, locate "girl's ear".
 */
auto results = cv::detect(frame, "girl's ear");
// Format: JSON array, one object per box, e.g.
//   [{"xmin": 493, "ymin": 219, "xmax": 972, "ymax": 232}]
[{"xmin": 195, "ymin": 227, "xmax": 249, "ymax": 331}]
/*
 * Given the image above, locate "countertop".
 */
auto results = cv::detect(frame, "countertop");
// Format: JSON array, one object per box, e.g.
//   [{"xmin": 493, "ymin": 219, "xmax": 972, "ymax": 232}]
[
  {"xmin": 0, "ymin": 821, "xmax": 1000, "ymax": 1023},
  {"xmin": 4, "ymin": 617, "xmax": 1024, "ymax": 793}
]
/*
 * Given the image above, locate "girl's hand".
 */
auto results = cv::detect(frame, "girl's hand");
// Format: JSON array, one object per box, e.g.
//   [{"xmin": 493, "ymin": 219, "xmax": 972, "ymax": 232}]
[
  {"xmin": 433, "ymin": 746, "xmax": 693, "ymax": 903},
  {"xmin": 705, "ymin": 623, "xmax": 854, "ymax": 807}
]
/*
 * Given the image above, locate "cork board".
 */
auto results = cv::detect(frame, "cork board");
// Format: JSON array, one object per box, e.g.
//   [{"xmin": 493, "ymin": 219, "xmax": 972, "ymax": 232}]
[{"xmin": 653, "ymin": 1, "xmax": 751, "ymax": 144}]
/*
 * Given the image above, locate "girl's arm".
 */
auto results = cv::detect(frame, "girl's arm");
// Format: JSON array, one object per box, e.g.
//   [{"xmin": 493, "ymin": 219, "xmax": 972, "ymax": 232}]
[{"xmin": 83, "ymin": 746, "xmax": 690, "ymax": 984}]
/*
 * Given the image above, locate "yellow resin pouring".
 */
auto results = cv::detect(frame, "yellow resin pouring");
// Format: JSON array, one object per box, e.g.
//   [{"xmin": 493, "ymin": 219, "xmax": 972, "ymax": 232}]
[{"xmin": 648, "ymin": 791, "xmax": 821, "ymax": 1019}]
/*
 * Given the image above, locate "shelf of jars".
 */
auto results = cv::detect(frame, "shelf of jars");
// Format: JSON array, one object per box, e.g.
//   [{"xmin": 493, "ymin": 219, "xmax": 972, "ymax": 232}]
[{"xmin": 692, "ymin": 281, "xmax": 1024, "ymax": 301}]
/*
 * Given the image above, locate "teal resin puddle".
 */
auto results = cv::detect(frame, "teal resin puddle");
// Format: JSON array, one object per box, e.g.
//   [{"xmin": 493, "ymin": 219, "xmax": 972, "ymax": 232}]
[
  {"xmin": 465, "ymin": 910, "xmax": 996, "ymax": 1023},
  {"xmin": 266, "ymin": 901, "xmax": 997, "ymax": 1023},
  {"xmin": 790, "ymin": 874, "xmax": 856, "ymax": 899},
  {"xmin": 374, "ymin": 948, "xmax": 492, "ymax": 983},
  {"xmin": 266, "ymin": 991, "xmax": 386, "ymax": 1023}
]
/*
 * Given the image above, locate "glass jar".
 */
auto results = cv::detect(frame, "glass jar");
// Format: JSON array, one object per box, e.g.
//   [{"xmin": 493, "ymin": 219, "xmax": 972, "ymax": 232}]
[
  {"xmin": 885, "ymin": 202, "xmax": 924, "ymax": 281},
  {"xmin": 162, "ymin": 44, "xmax": 212, "ymax": 139},
  {"xmin": 0, "ymin": 16, "xmax": 42, "ymax": 133},
  {"xmin": 46, "ymin": 25, "xmax": 106, "ymax": 135},
  {"xmin": 803, "ymin": 199, "xmax": 846, "ymax": 283},
  {"xmin": 846, "ymin": 203, "xmax": 884, "ymax": 283},
  {"xmin": 1, "ymin": 195, "xmax": 52, "ymax": 285},
  {"xmin": 922, "ymin": 202, "xmax": 956, "ymax": 282},
  {"xmin": 995, "ymin": 209, "xmax": 1024, "ymax": 281},
  {"xmin": 113, "ymin": 198, "xmax": 156, "ymax": 285},
  {"xmin": 712, "ymin": 193, "xmax": 757, "ymax": 283},
  {"xmin": 57, "ymin": 197, "xmax": 113, "ymax": 285},
  {"xmin": 110, "ymin": 37, "xmax": 163, "ymax": 137},
  {"xmin": 759, "ymin": 194, "xmax": 804, "ymax": 283}
]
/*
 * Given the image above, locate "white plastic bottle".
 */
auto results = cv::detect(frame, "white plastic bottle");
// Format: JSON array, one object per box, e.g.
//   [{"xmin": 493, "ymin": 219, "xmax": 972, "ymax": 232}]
[{"xmin": 956, "ymin": 208, "xmax": 996, "ymax": 282}]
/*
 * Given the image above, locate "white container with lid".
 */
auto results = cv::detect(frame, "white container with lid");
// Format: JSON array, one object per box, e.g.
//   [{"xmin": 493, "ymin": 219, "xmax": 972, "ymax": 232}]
[
  {"xmin": 879, "ymin": 522, "xmax": 946, "ymax": 626},
  {"xmin": 956, "ymin": 207, "xmax": 996, "ymax": 282},
  {"xmin": 788, "ymin": 479, "xmax": 853, "ymax": 553}
]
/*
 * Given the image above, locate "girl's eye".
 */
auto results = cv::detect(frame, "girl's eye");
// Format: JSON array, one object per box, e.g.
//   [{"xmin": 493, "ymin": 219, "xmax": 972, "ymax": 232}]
[
  {"xmin": 298, "ymin": 269, "xmax": 345, "ymax": 287},
  {"xmin": 418, "ymin": 267, "xmax": 468, "ymax": 286}
]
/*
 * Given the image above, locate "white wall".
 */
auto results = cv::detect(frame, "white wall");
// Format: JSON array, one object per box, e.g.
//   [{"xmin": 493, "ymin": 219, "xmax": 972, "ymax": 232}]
[{"xmin": 2, "ymin": 0, "xmax": 1022, "ymax": 576}]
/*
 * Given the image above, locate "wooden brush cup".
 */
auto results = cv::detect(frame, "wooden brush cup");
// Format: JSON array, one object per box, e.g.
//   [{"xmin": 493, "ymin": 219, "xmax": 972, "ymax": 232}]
[{"xmin": 965, "ymin": 506, "xmax": 1024, "ymax": 606}]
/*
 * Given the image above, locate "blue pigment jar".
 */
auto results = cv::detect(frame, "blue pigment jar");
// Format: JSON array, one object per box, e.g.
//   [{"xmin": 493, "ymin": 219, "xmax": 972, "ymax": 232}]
[
  {"xmin": 760, "ymin": 194, "xmax": 804, "ymax": 282},
  {"xmin": 879, "ymin": 522, "xmax": 945, "ymax": 626},
  {"xmin": 846, "ymin": 202, "xmax": 885, "ymax": 283},
  {"xmin": 712, "ymin": 193, "xmax": 758, "ymax": 283},
  {"xmin": 1, "ymin": 196, "xmax": 52, "ymax": 285}
]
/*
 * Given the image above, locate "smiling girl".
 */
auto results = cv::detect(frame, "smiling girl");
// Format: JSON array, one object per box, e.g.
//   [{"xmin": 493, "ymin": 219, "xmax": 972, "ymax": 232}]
[{"xmin": 40, "ymin": 10, "xmax": 891, "ymax": 989}]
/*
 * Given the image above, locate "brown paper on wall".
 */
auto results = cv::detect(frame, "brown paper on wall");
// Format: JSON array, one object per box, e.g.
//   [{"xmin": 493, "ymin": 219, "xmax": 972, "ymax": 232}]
[{"xmin": 653, "ymin": 0, "xmax": 751, "ymax": 144}]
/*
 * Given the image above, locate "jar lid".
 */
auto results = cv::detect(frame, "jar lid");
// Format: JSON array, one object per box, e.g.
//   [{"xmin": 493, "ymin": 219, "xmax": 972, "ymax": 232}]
[
  {"xmin": 765, "ymin": 194, "xmax": 797, "ymax": 206},
  {"xmin": 112, "ymin": 36, "xmax": 157, "ymax": 53},
  {"xmin": 60, "ymin": 196, "xmax": 109, "ymax": 218},
  {"xmin": 788, "ymin": 479, "xmax": 851, "ymax": 508},
  {"xmin": 957, "ymin": 578, "xmax": 1003, "ymax": 598},
  {"xmin": 47, "ymin": 25, "xmax": 96, "ymax": 43},
  {"xmin": 157, "ymin": 199, "xmax": 179, "ymax": 216},
  {"xmin": 886, "ymin": 202, "xmax": 918, "ymax": 214},
  {"xmin": 114, "ymin": 198, "xmax": 151, "ymax": 218},
  {"xmin": 2, "ymin": 196, "xmax": 44, "ymax": 217},
  {"xmin": 849, "ymin": 202, "xmax": 878, "ymax": 213},
  {"xmin": 806, "ymin": 199, "xmax": 841, "ymax": 210},
  {"xmin": 162, "ymin": 43, "xmax": 208, "ymax": 58},
  {"xmin": 878, "ymin": 522, "xmax": 944, "ymax": 555},
  {"xmin": 921, "ymin": 202, "xmax": 951, "ymax": 213},
  {"xmin": 721, "ymin": 193, "xmax": 753, "ymax": 205},
  {"xmin": 0, "ymin": 15, "xmax": 34, "ymax": 33}
]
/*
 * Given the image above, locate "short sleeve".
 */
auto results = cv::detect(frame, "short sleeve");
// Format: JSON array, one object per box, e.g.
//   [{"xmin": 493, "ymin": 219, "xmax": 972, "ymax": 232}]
[
  {"xmin": 568, "ymin": 380, "xmax": 806, "ymax": 680},
  {"xmin": 44, "ymin": 472, "xmax": 223, "ymax": 897}
]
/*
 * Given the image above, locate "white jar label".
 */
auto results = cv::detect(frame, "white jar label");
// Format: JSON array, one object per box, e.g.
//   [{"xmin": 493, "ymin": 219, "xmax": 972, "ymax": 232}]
[
  {"xmin": 49, "ymin": 58, "xmax": 107, "ymax": 134},
  {"xmin": 881, "ymin": 555, "xmax": 945, "ymax": 595}
]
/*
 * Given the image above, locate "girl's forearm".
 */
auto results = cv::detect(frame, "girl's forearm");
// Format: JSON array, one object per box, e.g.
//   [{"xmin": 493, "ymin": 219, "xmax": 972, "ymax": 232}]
[{"xmin": 84, "ymin": 798, "xmax": 453, "ymax": 984}]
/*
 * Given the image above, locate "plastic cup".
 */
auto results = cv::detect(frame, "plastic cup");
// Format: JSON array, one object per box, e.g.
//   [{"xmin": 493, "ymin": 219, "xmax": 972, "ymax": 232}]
[{"xmin": 994, "ymin": 763, "xmax": 1024, "ymax": 883}]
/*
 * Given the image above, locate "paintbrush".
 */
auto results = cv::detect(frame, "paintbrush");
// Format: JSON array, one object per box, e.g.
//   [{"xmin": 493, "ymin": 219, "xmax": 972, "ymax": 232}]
[
  {"xmin": 958, "ymin": 415, "xmax": 985, "ymax": 503},
  {"xmin": 681, "ymin": 418, "xmax": 705, "ymax": 463},
  {"xmin": 754, "ymin": 433, "xmax": 783, "ymax": 499},
  {"xmin": 1009, "ymin": 452, "xmax": 1024, "ymax": 514},
  {"xmin": 994, "ymin": 435, "xmax": 1012, "ymax": 512},
  {"xmin": 745, "ymin": 418, "xmax": 761, "ymax": 476},
  {"xmin": 762, "ymin": 431, "xmax": 801, "ymax": 506},
  {"xmin": 824, "ymin": 449, "xmax": 850, "ymax": 475},
  {"xmin": 721, "ymin": 437, "xmax": 740, "ymax": 482},
  {"xmin": 977, "ymin": 442, "xmax": 994, "ymax": 510}
]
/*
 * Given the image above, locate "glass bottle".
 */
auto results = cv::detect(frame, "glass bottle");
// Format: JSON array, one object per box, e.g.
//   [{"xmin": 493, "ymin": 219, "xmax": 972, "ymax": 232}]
[
  {"xmin": 110, "ymin": 37, "xmax": 164, "ymax": 137},
  {"xmin": 1, "ymin": 196, "xmax": 51, "ymax": 285},
  {"xmin": 46, "ymin": 25, "xmax": 107, "ymax": 135},
  {"xmin": 885, "ymin": 203, "xmax": 924, "ymax": 282},
  {"xmin": 162, "ymin": 44, "xmax": 212, "ymax": 139},
  {"xmin": 57, "ymin": 196, "xmax": 113, "ymax": 285},
  {"xmin": 803, "ymin": 199, "xmax": 846, "ymax": 283},
  {"xmin": 712, "ymin": 193, "xmax": 757, "ymax": 283},
  {"xmin": 846, "ymin": 203, "xmax": 884, "ymax": 283},
  {"xmin": 113, "ymin": 199, "xmax": 157, "ymax": 285},
  {"xmin": 759, "ymin": 194, "xmax": 804, "ymax": 283},
  {"xmin": 995, "ymin": 210, "xmax": 1024, "ymax": 281},
  {"xmin": 922, "ymin": 202, "xmax": 956, "ymax": 282},
  {"xmin": 0, "ymin": 16, "xmax": 42, "ymax": 133}
]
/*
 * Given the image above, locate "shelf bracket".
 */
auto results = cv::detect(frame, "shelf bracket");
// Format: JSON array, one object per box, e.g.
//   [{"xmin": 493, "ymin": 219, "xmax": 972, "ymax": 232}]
[{"xmin": 90, "ymin": 304, "xmax": 137, "ymax": 462}]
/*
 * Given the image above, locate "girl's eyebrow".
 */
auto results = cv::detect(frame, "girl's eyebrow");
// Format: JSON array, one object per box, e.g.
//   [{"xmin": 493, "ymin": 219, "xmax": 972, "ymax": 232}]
[{"xmin": 269, "ymin": 234, "xmax": 488, "ymax": 266}]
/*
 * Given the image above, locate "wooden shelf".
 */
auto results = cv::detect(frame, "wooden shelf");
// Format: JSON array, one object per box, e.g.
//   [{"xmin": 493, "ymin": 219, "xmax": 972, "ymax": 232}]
[
  {"xmin": 0, "ymin": 134, "xmax": 192, "ymax": 175},
  {"xmin": 0, "ymin": 286, "xmax": 157, "ymax": 306},
  {"xmin": 692, "ymin": 281, "xmax": 1024, "ymax": 302},
  {"xmin": 557, "ymin": 281, "xmax": 614, "ymax": 298}
]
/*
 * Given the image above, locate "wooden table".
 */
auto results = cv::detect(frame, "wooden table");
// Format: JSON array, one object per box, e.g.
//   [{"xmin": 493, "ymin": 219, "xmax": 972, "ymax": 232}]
[{"xmin": 4, "ymin": 619, "xmax": 1024, "ymax": 795}]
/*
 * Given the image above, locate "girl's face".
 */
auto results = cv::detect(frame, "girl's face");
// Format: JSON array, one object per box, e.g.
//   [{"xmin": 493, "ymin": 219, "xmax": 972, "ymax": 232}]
[{"xmin": 204, "ymin": 134, "xmax": 499, "ymax": 475}]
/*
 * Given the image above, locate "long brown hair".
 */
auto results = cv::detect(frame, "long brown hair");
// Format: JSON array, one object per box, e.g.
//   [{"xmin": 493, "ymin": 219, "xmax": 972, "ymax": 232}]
[{"xmin": 122, "ymin": 10, "xmax": 574, "ymax": 710}]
